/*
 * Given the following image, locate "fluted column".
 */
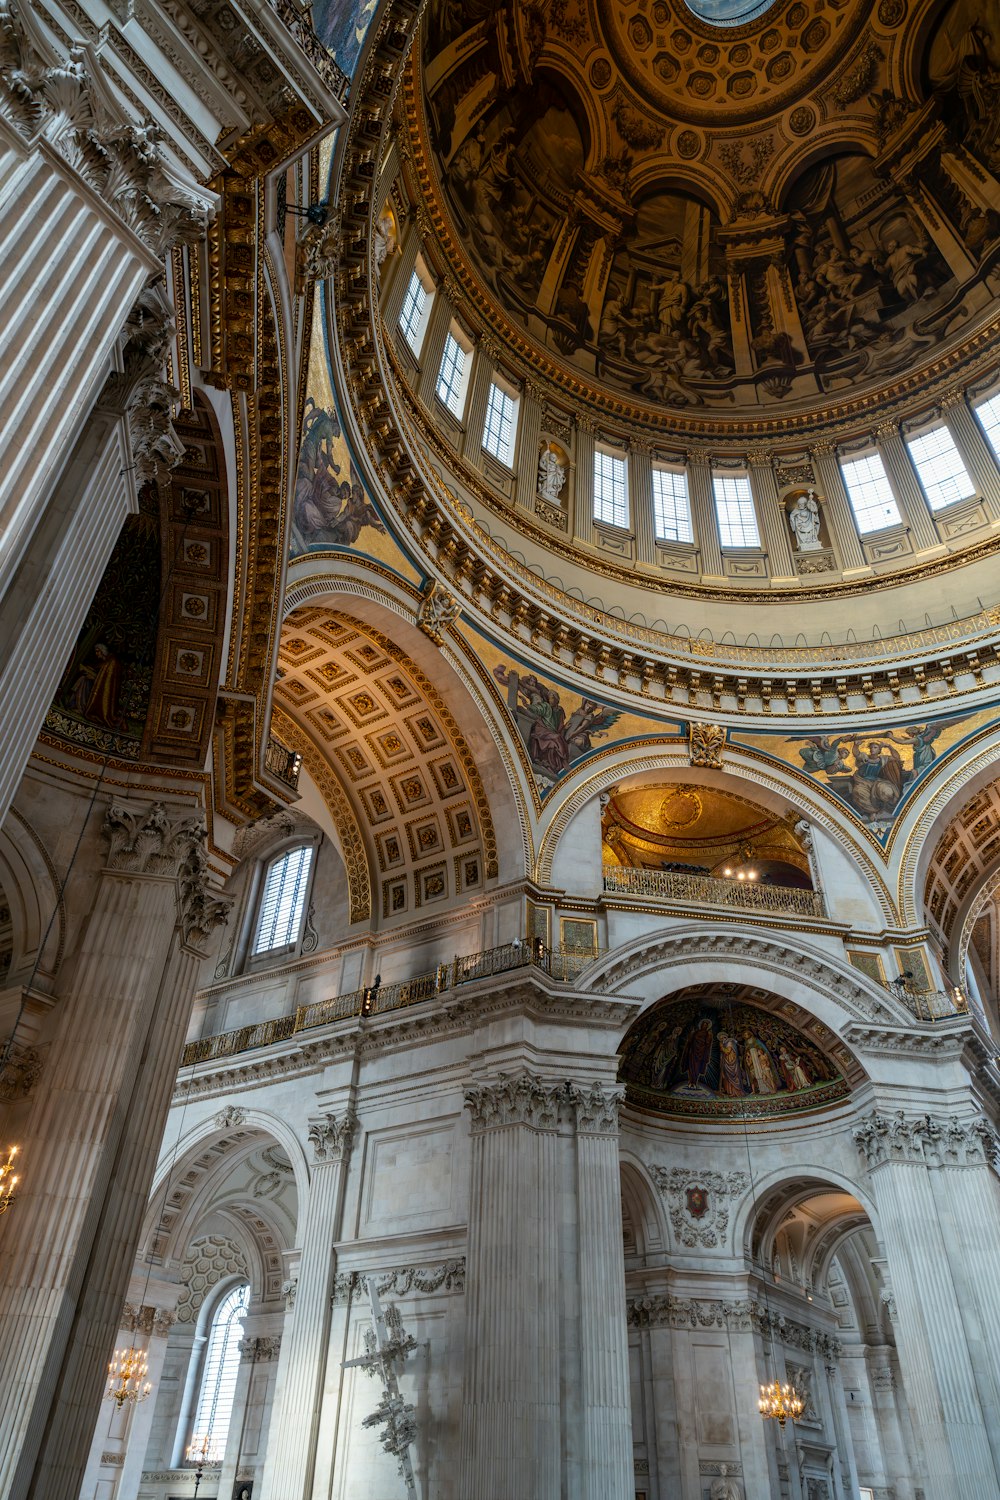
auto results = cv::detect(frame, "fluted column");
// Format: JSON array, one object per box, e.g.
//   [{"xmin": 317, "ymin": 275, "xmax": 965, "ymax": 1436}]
[
  {"xmin": 382, "ymin": 224, "xmax": 420, "ymax": 331},
  {"xmin": 943, "ymin": 394, "xmax": 1000, "ymax": 522},
  {"xmin": 876, "ymin": 420, "xmax": 942, "ymax": 552},
  {"xmin": 257, "ymin": 1110, "xmax": 358, "ymax": 1500},
  {"xmin": 0, "ymin": 799, "xmax": 228, "ymax": 1500},
  {"xmin": 515, "ymin": 384, "xmax": 544, "ymax": 514},
  {"xmin": 854, "ymin": 1110, "xmax": 1000, "ymax": 1497},
  {"xmin": 416, "ymin": 295, "xmax": 453, "ymax": 406},
  {"xmin": 462, "ymin": 348, "xmax": 493, "ymax": 461},
  {"xmin": 573, "ymin": 419, "xmax": 597, "ymax": 547},
  {"xmin": 460, "ymin": 1073, "xmax": 563, "ymax": 1499},
  {"xmin": 574, "ymin": 1085, "xmax": 631, "ymax": 1500},
  {"xmin": 687, "ymin": 453, "xmax": 724, "ymax": 578},
  {"xmin": 810, "ymin": 443, "xmax": 869, "ymax": 572},
  {"xmin": 630, "ymin": 444, "xmax": 656, "ymax": 565},
  {"xmin": 747, "ymin": 449, "xmax": 795, "ymax": 579},
  {"xmin": 460, "ymin": 1073, "xmax": 631, "ymax": 1500}
]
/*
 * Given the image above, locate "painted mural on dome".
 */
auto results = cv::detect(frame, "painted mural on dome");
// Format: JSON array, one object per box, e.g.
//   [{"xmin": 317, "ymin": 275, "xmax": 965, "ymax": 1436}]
[
  {"xmin": 620, "ymin": 993, "xmax": 848, "ymax": 1119},
  {"xmin": 44, "ymin": 516, "xmax": 161, "ymax": 759},
  {"xmin": 462, "ymin": 626, "xmax": 681, "ymax": 798},
  {"xmin": 421, "ymin": 0, "xmax": 1000, "ymax": 411},
  {"xmin": 309, "ymin": 0, "xmax": 380, "ymax": 76},
  {"xmin": 732, "ymin": 706, "xmax": 1000, "ymax": 841}
]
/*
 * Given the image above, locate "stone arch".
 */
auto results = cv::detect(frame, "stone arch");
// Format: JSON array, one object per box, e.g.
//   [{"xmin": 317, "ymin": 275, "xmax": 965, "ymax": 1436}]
[
  {"xmin": 892, "ymin": 722, "xmax": 1000, "ymax": 926},
  {"xmin": 620, "ymin": 1154, "xmax": 668, "ymax": 1260},
  {"xmin": 591, "ymin": 922, "xmax": 909, "ymax": 1039},
  {"xmin": 739, "ymin": 1167, "xmax": 881, "ymax": 1273},
  {"xmin": 283, "ymin": 562, "xmax": 533, "ymax": 885},
  {"xmin": 0, "ymin": 806, "xmax": 65, "ymax": 982},
  {"xmin": 536, "ymin": 749, "xmax": 896, "ymax": 919}
]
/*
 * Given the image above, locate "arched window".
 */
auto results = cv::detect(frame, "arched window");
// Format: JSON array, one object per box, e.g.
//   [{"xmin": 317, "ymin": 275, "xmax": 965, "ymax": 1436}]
[
  {"xmin": 190, "ymin": 1282, "xmax": 249, "ymax": 1455},
  {"xmin": 252, "ymin": 844, "xmax": 314, "ymax": 955}
]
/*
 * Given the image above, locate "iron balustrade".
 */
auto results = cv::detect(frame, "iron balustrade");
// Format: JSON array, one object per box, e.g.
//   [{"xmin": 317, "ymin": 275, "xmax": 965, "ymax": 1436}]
[
  {"xmin": 602, "ymin": 863, "xmax": 826, "ymax": 918},
  {"xmin": 180, "ymin": 940, "xmax": 602, "ymax": 1067}
]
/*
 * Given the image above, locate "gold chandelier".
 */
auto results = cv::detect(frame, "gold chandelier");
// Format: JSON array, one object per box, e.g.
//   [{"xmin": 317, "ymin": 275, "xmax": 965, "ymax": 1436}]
[
  {"xmin": 758, "ymin": 1379, "xmax": 804, "ymax": 1427},
  {"xmin": 0, "ymin": 1145, "xmax": 19, "ymax": 1213},
  {"xmin": 106, "ymin": 1346, "xmax": 151, "ymax": 1408}
]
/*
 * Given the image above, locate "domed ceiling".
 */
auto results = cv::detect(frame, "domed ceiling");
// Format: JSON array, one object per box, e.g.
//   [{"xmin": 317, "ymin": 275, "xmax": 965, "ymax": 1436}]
[
  {"xmin": 602, "ymin": 782, "xmax": 812, "ymax": 886},
  {"xmin": 414, "ymin": 0, "xmax": 1000, "ymax": 426},
  {"xmin": 620, "ymin": 985, "xmax": 850, "ymax": 1118}
]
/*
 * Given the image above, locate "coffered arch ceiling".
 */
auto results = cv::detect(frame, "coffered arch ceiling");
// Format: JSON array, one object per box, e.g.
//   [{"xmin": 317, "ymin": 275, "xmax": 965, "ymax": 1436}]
[
  {"xmin": 272, "ymin": 607, "xmax": 501, "ymax": 927},
  {"xmin": 923, "ymin": 774, "xmax": 1000, "ymax": 973}
]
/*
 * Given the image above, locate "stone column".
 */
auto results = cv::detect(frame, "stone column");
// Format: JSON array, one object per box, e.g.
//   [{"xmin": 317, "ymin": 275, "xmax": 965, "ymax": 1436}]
[
  {"xmin": 459, "ymin": 1073, "xmax": 631, "ymax": 1500},
  {"xmin": 942, "ymin": 394, "xmax": 1000, "ymax": 522},
  {"xmin": 216, "ymin": 1327, "xmax": 282, "ymax": 1500},
  {"xmin": 462, "ymin": 347, "xmax": 493, "ymax": 462},
  {"xmin": 747, "ymin": 449, "xmax": 795, "ymax": 579},
  {"xmin": 257, "ymin": 1111, "xmax": 358, "ymax": 1500},
  {"xmin": 573, "ymin": 1084, "xmax": 631, "ymax": 1500},
  {"xmin": 875, "ymin": 420, "xmax": 942, "ymax": 553},
  {"xmin": 810, "ymin": 444, "xmax": 870, "ymax": 573},
  {"xmin": 573, "ymin": 418, "xmax": 597, "ymax": 547},
  {"xmin": 460, "ymin": 1073, "xmax": 563, "ymax": 1499},
  {"xmin": 630, "ymin": 443, "xmax": 655, "ymax": 565},
  {"xmin": 688, "ymin": 452, "xmax": 724, "ymax": 578},
  {"xmin": 854, "ymin": 1110, "xmax": 1000, "ymax": 1497},
  {"xmin": 0, "ymin": 799, "xmax": 228, "ymax": 1500},
  {"xmin": 514, "ymin": 384, "xmax": 544, "ymax": 514}
]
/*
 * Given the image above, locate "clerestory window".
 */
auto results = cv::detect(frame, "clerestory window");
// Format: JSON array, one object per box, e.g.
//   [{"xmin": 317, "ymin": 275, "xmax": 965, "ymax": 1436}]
[
  {"xmin": 252, "ymin": 845, "xmax": 314, "ymax": 956},
  {"xmin": 190, "ymin": 1282, "xmax": 249, "ymax": 1458}
]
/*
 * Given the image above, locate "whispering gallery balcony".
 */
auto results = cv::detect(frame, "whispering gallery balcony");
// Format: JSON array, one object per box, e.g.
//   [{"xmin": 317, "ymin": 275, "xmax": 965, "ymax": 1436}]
[{"xmin": 601, "ymin": 863, "xmax": 827, "ymax": 919}]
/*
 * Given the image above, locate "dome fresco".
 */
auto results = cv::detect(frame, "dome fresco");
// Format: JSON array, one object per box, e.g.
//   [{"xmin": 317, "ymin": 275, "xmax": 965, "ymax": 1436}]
[
  {"xmin": 620, "ymin": 989, "xmax": 850, "ymax": 1118},
  {"xmin": 416, "ymin": 0, "xmax": 1000, "ymax": 421}
]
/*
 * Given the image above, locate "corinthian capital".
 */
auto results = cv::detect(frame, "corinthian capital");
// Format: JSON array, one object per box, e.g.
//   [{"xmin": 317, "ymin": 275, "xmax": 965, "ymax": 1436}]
[
  {"xmin": 308, "ymin": 1110, "xmax": 359, "ymax": 1163},
  {"xmin": 569, "ymin": 1080, "xmax": 624, "ymax": 1135},
  {"xmin": 464, "ymin": 1071, "xmax": 569, "ymax": 1132},
  {"xmin": 854, "ymin": 1108, "xmax": 998, "ymax": 1168}
]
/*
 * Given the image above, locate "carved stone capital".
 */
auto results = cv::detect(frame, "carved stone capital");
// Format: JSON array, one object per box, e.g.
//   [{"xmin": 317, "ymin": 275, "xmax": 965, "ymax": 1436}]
[
  {"xmin": 465, "ymin": 1071, "xmax": 569, "ymax": 1132},
  {"xmin": 568, "ymin": 1080, "xmax": 624, "ymax": 1134},
  {"xmin": 854, "ymin": 1108, "xmax": 998, "ymax": 1168},
  {"xmin": 0, "ymin": 17, "xmax": 207, "ymax": 252},
  {"xmin": 239, "ymin": 1333, "xmax": 281, "ymax": 1361},
  {"xmin": 0, "ymin": 1041, "xmax": 42, "ymax": 1101},
  {"xmin": 308, "ymin": 1109, "xmax": 359, "ymax": 1163},
  {"xmin": 102, "ymin": 800, "xmax": 231, "ymax": 943},
  {"xmin": 416, "ymin": 579, "xmax": 460, "ymax": 646},
  {"xmin": 281, "ymin": 1276, "xmax": 298, "ymax": 1310}
]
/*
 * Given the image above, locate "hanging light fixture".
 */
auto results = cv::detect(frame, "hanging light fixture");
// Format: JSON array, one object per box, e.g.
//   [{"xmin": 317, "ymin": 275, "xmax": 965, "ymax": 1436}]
[
  {"xmin": 106, "ymin": 1345, "xmax": 152, "ymax": 1408},
  {"xmin": 758, "ymin": 1379, "xmax": 805, "ymax": 1427},
  {"xmin": 186, "ymin": 1434, "xmax": 222, "ymax": 1498},
  {"xmin": 722, "ymin": 840, "xmax": 759, "ymax": 882},
  {"xmin": 0, "ymin": 1145, "xmax": 19, "ymax": 1213}
]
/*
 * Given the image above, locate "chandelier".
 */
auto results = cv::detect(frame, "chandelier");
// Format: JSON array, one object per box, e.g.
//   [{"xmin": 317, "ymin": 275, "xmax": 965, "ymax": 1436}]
[
  {"xmin": 758, "ymin": 1378, "xmax": 805, "ymax": 1427},
  {"xmin": 722, "ymin": 841, "xmax": 758, "ymax": 882},
  {"xmin": 106, "ymin": 1346, "xmax": 151, "ymax": 1408},
  {"xmin": 186, "ymin": 1434, "xmax": 222, "ymax": 1498},
  {"xmin": 0, "ymin": 1145, "xmax": 19, "ymax": 1213}
]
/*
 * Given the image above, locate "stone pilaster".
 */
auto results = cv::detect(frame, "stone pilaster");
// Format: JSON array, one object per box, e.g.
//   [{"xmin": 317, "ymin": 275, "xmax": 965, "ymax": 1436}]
[
  {"xmin": 257, "ymin": 1110, "xmax": 358, "ymax": 1500},
  {"xmin": 875, "ymin": 421, "xmax": 942, "ymax": 553},
  {"xmin": 216, "ymin": 1324, "xmax": 282, "ymax": 1500},
  {"xmin": 687, "ymin": 452, "xmax": 724, "ymax": 578},
  {"xmin": 810, "ymin": 444, "xmax": 870, "ymax": 573},
  {"xmin": 462, "ymin": 348, "xmax": 493, "ymax": 463},
  {"xmin": 416, "ymin": 295, "xmax": 453, "ymax": 406},
  {"xmin": 0, "ymin": 799, "xmax": 229, "ymax": 1500},
  {"xmin": 573, "ymin": 418, "xmax": 597, "ymax": 547},
  {"xmin": 747, "ymin": 449, "xmax": 795, "ymax": 579},
  {"xmin": 630, "ymin": 444, "xmax": 656, "ymax": 565},
  {"xmin": 853, "ymin": 1109, "xmax": 1000, "ymax": 1498},
  {"xmin": 515, "ymin": 387, "xmax": 544, "ymax": 514},
  {"xmin": 943, "ymin": 395, "xmax": 1000, "ymax": 522},
  {"xmin": 459, "ymin": 1072, "xmax": 631, "ymax": 1500}
]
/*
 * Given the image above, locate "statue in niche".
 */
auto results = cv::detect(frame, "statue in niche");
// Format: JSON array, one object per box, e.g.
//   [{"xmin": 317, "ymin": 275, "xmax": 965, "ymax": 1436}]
[
  {"xmin": 788, "ymin": 490, "xmax": 823, "ymax": 552},
  {"xmin": 537, "ymin": 442, "xmax": 567, "ymax": 502},
  {"xmin": 710, "ymin": 1464, "xmax": 744, "ymax": 1500}
]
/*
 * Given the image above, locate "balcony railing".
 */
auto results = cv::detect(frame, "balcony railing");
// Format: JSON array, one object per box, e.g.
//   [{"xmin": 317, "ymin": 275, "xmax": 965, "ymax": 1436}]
[
  {"xmin": 881, "ymin": 980, "xmax": 968, "ymax": 1023},
  {"xmin": 602, "ymin": 863, "xmax": 826, "ymax": 918},
  {"xmin": 264, "ymin": 735, "xmax": 302, "ymax": 790},
  {"xmin": 180, "ymin": 940, "xmax": 603, "ymax": 1068}
]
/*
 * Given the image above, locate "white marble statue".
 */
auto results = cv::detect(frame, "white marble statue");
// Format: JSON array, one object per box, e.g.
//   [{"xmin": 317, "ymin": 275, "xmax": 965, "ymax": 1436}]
[
  {"xmin": 788, "ymin": 489, "xmax": 823, "ymax": 551},
  {"xmin": 710, "ymin": 1462, "xmax": 744, "ymax": 1500},
  {"xmin": 538, "ymin": 442, "xmax": 567, "ymax": 502}
]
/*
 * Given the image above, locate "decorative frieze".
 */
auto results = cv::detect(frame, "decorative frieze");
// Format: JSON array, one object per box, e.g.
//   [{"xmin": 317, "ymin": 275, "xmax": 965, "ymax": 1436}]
[
  {"xmin": 239, "ymin": 1334, "xmax": 282, "ymax": 1361},
  {"xmin": 465, "ymin": 1071, "xmax": 623, "ymax": 1134},
  {"xmin": 626, "ymin": 1294, "xmax": 841, "ymax": 1358},
  {"xmin": 853, "ymin": 1109, "xmax": 998, "ymax": 1168},
  {"xmin": 651, "ymin": 1167, "xmax": 748, "ymax": 1249},
  {"xmin": 308, "ymin": 1110, "xmax": 359, "ymax": 1163},
  {"xmin": 333, "ymin": 1258, "xmax": 466, "ymax": 1305}
]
